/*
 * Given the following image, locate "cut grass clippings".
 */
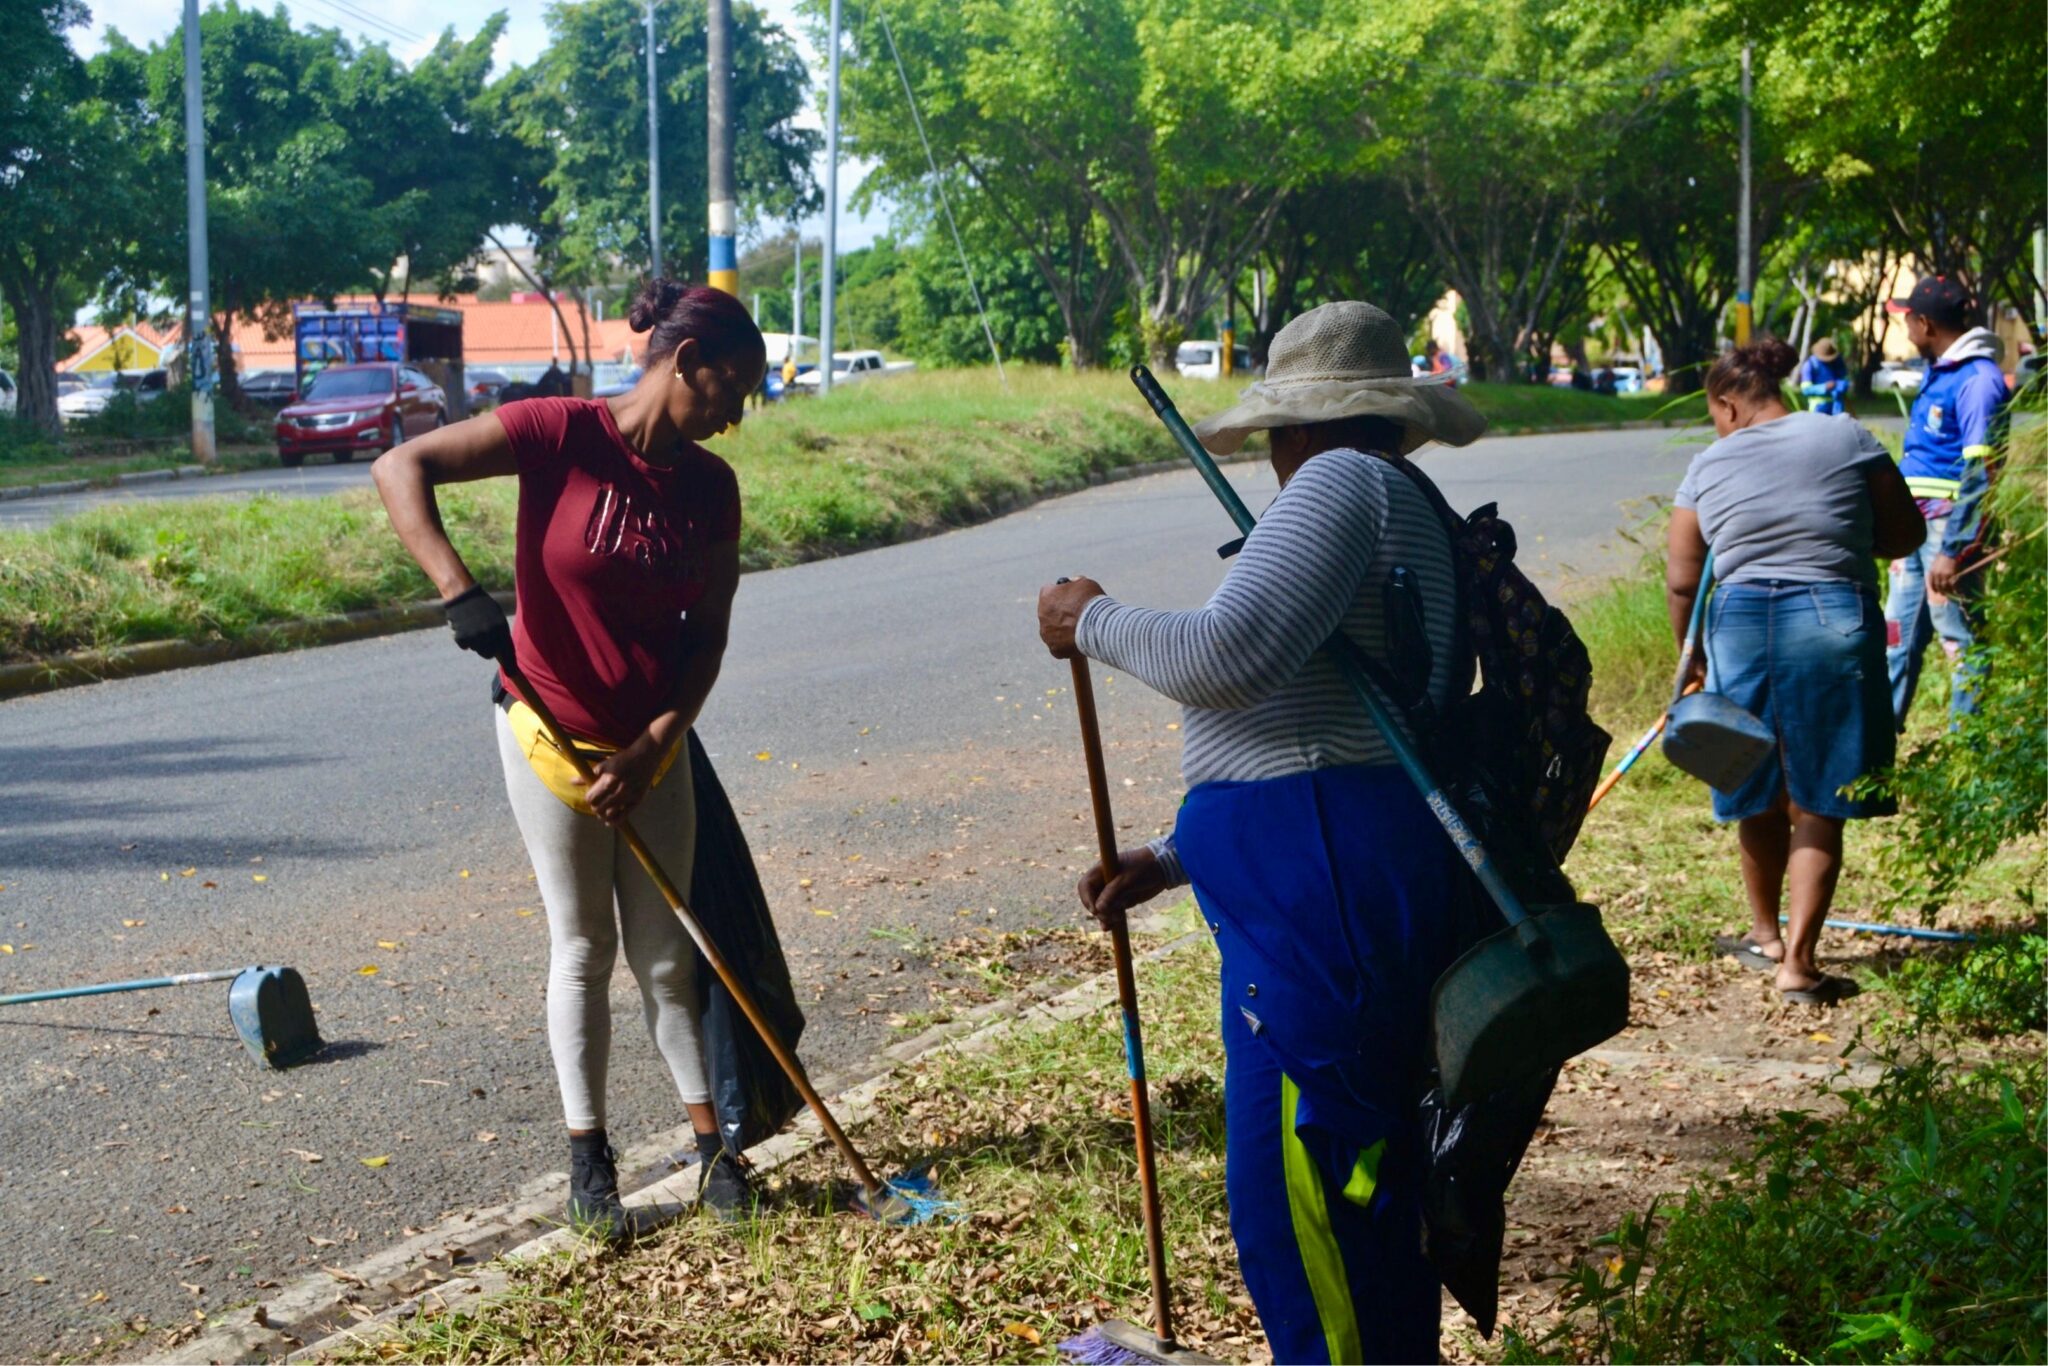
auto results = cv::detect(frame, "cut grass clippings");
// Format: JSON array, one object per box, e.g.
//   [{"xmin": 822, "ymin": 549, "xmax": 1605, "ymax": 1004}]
[{"xmin": 332, "ymin": 917, "xmax": 1261, "ymax": 1365}]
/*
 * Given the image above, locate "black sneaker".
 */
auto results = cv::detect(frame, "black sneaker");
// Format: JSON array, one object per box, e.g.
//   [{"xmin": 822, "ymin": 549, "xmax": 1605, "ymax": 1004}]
[
  {"xmin": 694, "ymin": 1133, "xmax": 763, "ymax": 1222},
  {"xmin": 567, "ymin": 1133, "xmax": 627, "ymax": 1242}
]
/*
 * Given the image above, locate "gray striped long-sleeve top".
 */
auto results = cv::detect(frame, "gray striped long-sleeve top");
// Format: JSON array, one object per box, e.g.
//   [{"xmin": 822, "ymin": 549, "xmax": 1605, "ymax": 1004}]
[{"xmin": 1074, "ymin": 448, "xmax": 1456, "ymax": 885}]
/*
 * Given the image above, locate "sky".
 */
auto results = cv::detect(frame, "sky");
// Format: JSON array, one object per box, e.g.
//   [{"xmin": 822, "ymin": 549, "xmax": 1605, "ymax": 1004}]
[{"xmin": 67, "ymin": 0, "xmax": 894, "ymax": 257}]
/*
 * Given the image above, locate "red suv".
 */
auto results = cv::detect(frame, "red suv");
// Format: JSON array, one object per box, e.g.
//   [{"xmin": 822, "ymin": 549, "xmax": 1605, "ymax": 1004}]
[{"xmin": 274, "ymin": 362, "xmax": 446, "ymax": 467}]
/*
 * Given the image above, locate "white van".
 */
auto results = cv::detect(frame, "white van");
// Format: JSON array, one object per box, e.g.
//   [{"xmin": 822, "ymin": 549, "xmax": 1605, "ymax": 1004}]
[{"xmin": 1175, "ymin": 340, "xmax": 1254, "ymax": 381}]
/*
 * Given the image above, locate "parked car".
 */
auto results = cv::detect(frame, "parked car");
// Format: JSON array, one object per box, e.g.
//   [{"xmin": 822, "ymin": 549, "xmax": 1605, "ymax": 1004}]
[
  {"xmin": 465, "ymin": 368, "xmax": 511, "ymax": 409},
  {"xmin": 791, "ymin": 350, "xmax": 911, "ymax": 391},
  {"xmin": 0, "ymin": 369, "xmax": 15, "ymax": 417},
  {"xmin": 239, "ymin": 369, "xmax": 298, "ymax": 410},
  {"xmin": 274, "ymin": 362, "xmax": 445, "ymax": 467},
  {"xmin": 1174, "ymin": 340, "xmax": 1254, "ymax": 381},
  {"xmin": 55, "ymin": 372, "xmax": 86, "ymax": 398},
  {"xmin": 1872, "ymin": 360, "xmax": 1926, "ymax": 395},
  {"xmin": 58, "ymin": 369, "xmax": 167, "ymax": 422}
]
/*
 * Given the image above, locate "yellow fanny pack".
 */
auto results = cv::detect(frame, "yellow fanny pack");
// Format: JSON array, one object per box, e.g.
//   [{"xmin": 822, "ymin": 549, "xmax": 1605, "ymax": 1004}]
[{"xmin": 504, "ymin": 698, "xmax": 682, "ymax": 815}]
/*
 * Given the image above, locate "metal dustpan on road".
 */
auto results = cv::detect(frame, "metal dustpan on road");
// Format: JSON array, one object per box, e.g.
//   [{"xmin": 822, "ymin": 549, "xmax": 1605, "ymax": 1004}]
[
  {"xmin": 0, "ymin": 964, "xmax": 324, "ymax": 1069},
  {"xmin": 1431, "ymin": 903, "xmax": 1629, "ymax": 1109}
]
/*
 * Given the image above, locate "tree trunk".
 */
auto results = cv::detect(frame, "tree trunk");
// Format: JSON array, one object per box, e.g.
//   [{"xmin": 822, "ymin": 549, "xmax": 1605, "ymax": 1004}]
[{"xmin": 5, "ymin": 270, "xmax": 62, "ymax": 436}]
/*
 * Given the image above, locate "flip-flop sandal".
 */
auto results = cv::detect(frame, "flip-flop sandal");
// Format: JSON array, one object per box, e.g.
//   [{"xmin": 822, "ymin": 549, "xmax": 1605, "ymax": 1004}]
[
  {"xmin": 1779, "ymin": 974, "xmax": 1861, "ymax": 1006},
  {"xmin": 1712, "ymin": 933, "xmax": 1782, "ymax": 973}
]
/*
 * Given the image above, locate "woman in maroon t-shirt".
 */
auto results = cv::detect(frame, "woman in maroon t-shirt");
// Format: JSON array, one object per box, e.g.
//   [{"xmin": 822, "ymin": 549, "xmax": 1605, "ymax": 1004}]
[{"xmin": 374, "ymin": 281, "xmax": 766, "ymax": 1237}]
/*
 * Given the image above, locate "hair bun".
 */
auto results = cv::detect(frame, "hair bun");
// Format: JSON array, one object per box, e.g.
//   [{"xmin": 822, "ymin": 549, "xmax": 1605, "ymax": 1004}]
[
  {"xmin": 1742, "ymin": 336, "xmax": 1799, "ymax": 384},
  {"xmin": 628, "ymin": 278, "xmax": 685, "ymax": 334}
]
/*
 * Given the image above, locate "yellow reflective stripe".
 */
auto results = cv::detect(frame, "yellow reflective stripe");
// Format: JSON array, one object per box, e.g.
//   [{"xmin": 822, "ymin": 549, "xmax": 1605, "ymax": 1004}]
[
  {"xmin": 1961, "ymin": 444, "xmax": 1994, "ymax": 461},
  {"xmin": 1280, "ymin": 1075, "xmax": 1363, "ymax": 1364},
  {"xmin": 1340, "ymin": 1140, "xmax": 1384, "ymax": 1209},
  {"xmin": 1904, "ymin": 476, "xmax": 1961, "ymax": 498}
]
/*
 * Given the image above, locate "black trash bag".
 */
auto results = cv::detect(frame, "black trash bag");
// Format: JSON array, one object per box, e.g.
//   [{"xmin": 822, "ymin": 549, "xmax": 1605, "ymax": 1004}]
[
  {"xmin": 687, "ymin": 731, "xmax": 806, "ymax": 1157},
  {"xmin": 1419, "ymin": 1065, "xmax": 1559, "ymax": 1338}
]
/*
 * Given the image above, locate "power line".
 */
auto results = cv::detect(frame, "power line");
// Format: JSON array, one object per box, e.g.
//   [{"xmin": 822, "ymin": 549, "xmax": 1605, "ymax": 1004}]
[
  {"xmin": 875, "ymin": 6, "xmax": 1004, "ymax": 385},
  {"xmin": 290, "ymin": 0, "xmax": 427, "ymax": 48}
]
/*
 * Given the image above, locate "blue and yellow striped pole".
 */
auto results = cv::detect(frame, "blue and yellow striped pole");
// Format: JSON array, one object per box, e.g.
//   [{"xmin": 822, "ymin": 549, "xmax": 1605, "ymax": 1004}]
[{"xmin": 706, "ymin": 0, "xmax": 738, "ymax": 297}]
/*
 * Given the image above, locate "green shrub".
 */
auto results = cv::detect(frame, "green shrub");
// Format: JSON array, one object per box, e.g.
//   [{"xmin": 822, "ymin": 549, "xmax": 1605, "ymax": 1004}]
[
  {"xmin": 1853, "ymin": 388, "xmax": 2047, "ymax": 919},
  {"xmin": 1876, "ymin": 932, "xmax": 2047, "ymax": 1039},
  {"xmin": 1512, "ymin": 1053, "xmax": 2047, "ymax": 1364}
]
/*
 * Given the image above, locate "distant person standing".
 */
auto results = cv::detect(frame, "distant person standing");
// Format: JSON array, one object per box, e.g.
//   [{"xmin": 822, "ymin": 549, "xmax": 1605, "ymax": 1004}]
[
  {"xmin": 1798, "ymin": 337, "xmax": 1850, "ymax": 415},
  {"xmin": 1883, "ymin": 275, "xmax": 2008, "ymax": 727},
  {"xmin": 1668, "ymin": 338, "xmax": 1924, "ymax": 1004}
]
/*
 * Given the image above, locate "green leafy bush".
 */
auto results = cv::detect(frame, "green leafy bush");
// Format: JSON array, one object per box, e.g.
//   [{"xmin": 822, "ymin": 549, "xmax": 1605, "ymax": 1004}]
[
  {"xmin": 1512, "ymin": 1053, "xmax": 2047, "ymax": 1364},
  {"xmin": 1854, "ymin": 388, "xmax": 2047, "ymax": 918},
  {"xmin": 1876, "ymin": 932, "xmax": 2047, "ymax": 1039}
]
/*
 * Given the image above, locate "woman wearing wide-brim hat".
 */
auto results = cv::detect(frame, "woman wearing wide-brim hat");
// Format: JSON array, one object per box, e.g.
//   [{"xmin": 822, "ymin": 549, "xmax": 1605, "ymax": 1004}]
[{"xmin": 1038, "ymin": 301, "xmax": 1486, "ymax": 1363}]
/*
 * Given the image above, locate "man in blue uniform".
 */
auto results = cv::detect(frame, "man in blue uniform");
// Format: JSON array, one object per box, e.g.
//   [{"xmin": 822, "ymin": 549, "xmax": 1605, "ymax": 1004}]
[
  {"xmin": 1883, "ymin": 275, "xmax": 2006, "ymax": 726},
  {"xmin": 1797, "ymin": 337, "xmax": 1850, "ymax": 415}
]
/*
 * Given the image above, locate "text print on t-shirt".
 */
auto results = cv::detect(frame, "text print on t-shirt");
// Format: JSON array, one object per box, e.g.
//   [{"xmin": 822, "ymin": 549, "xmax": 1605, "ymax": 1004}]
[{"xmin": 583, "ymin": 484, "xmax": 701, "ymax": 583}]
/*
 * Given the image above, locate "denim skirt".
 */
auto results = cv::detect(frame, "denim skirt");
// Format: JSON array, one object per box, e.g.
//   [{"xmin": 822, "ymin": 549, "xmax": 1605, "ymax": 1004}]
[{"xmin": 1704, "ymin": 580, "xmax": 1897, "ymax": 821}]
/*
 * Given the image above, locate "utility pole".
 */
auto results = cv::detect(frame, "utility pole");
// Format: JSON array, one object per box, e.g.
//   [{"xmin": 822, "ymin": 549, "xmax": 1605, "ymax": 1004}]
[
  {"xmin": 818, "ymin": 0, "xmax": 842, "ymax": 395},
  {"xmin": 646, "ymin": 0, "xmax": 663, "ymax": 276},
  {"xmin": 1734, "ymin": 43, "xmax": 1753, "ymax": 347},
  {"xmin": 182, "ymin": 0, "xmax": 215, "ymax": 464},
  {"xmin": 706, "ymin": 0, "xmax": 737, "ymax": 296}
]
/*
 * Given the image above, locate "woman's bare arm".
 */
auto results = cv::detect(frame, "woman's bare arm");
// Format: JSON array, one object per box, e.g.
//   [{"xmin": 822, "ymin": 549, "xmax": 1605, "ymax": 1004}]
[
  {"xmin": 1665, "ymin": 506, "xmax": 1708, "ymax": 644},
  {"xmin": 1865, "ymin": 459, "xmax": 1927, "ymax": 561},
  {"xmin": 371, "ymin": 412, "xmax": 518, "ymax": 600}
]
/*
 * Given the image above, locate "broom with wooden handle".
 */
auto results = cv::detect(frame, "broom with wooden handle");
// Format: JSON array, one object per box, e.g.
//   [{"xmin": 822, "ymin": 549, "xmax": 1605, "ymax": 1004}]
[
  {"xmin": 1055, "ymin": 644, "xmax": 1217, "ymax": 1366},
  {"xmin": 499, "ymin": 656, "xmax": 950, "ymax": 1225}
]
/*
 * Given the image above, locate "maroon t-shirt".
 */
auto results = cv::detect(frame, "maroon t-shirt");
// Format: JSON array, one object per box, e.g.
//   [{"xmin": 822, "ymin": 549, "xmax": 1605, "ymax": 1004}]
[{"xmin": 494, "ymin": 398, "xmax": 740, "ymax": 747}]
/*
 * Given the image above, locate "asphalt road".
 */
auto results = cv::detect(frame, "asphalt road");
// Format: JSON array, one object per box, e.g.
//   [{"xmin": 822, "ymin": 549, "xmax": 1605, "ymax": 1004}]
[{"xmin": 0, "ymin": 425, "xmax": 1703, "ymax": 1356}]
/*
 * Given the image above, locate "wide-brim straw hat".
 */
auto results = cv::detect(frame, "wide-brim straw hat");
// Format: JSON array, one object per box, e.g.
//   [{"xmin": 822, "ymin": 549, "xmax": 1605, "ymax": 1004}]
[
  {"xmin": 1811, "ymin": 337, "xmax": 1839, "ymax": 360},
  {"xmin": 1194, "ymin": 301, "xmax": 1489, "ymax": 456}
]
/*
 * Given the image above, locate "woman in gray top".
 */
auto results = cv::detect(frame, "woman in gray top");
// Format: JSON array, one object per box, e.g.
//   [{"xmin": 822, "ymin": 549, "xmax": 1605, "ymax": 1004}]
[
  {"xmin": 1668, "ymin": 337, "xmax": 1923, "ymax": 1005},
  {"xmin": 1037, "ymin": 303, "xmax": 1486, "ymax": 1362}
]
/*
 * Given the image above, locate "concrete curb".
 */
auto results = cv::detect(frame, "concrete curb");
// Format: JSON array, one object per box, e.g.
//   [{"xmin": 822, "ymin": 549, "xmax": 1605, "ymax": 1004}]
[
  {"xmin": 156, "ymin": 919, "xmax": 1205, "ymax": 1364},
  {"xmin": 0, "ymin": 463, "xmax": 212, "ymax": 501},
  {"xmin": 0, "ymin": 592, "xmax": 515, "ymax": 703}
]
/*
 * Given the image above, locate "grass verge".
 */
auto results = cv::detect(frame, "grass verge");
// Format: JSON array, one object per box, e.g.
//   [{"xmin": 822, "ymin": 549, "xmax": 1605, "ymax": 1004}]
[
  {"xmin": 340, "ymin": 916, "xmax": 1263, "ymax": 1363},
  {"xmin": 0, "ymin": 369, "xmax": 1229, "ymax": 662},
  {"xmin": 0, "ymin": 366, "xmax": 1707, "ymax": 665},
  {"xmin": 1506, "ymin": 1050, "xmax": 2045, "ymax": 1365}
]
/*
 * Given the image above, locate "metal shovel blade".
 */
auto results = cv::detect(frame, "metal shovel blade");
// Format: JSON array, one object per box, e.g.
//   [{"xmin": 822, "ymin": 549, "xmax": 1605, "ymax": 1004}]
[
  {"xmin": 226, "ymin": 966, "xmax": 324, "ymax": 1069},
  {"xmin": 1431, "ymin": 903, "xmax": 1629, "ymax": 1110}
]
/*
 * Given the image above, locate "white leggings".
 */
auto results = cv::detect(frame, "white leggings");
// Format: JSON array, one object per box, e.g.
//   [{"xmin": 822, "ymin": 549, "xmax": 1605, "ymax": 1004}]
[{"xmin": 495, "ymin": 710, "xmax": 710, "ymax": 1131}]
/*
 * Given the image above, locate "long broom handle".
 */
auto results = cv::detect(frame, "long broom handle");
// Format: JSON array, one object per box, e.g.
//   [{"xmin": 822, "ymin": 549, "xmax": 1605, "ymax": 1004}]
[
  {"xmin": 1066, "ymin": 654, "xmax": 1177, "ymax": 1350},
  {"xmin": 0, "ymin": 967, "xmax": 247, "ymax": 1007},
  {"xmin": 499, "ymin": 659, "xmax": 888, "ymax": 1206},
  {"xmin": 1585, "ymin": 681, "xmax": 1702, "ymax": 813}
]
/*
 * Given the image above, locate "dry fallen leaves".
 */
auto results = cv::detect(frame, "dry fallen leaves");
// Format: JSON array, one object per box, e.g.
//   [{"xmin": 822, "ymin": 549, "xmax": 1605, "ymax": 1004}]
[
  {"xmin": 360, "ymin": 1155, "xmax": 391, "ymax": 1168},
  {"xmin": 286, "ymin": 1149, "xmax": 324, "ymax": 1165}
]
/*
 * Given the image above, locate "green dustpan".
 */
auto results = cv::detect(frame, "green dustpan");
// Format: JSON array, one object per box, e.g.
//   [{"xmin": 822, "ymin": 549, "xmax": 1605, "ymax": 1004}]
[{"xmin": 1432, "ymin": 903, "xmax": 1630, "ymax": 1109}]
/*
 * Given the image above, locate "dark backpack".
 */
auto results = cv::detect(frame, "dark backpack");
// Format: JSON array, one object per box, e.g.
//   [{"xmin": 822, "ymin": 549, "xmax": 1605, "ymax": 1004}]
[{"xmin": 1357, "ymin": 458, "xmax": 1613, "ymax": 903}]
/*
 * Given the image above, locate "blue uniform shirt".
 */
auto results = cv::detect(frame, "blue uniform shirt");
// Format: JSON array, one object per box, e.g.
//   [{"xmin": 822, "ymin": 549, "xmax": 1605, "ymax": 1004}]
[{"xmin": 1900, "ymin": 330, "xmax": 2007, "ymax": 556}]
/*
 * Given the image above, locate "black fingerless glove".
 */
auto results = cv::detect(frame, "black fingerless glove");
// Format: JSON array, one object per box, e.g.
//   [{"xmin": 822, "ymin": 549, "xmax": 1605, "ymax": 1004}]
[{"xmin": 443, "ymin": 584, "xmax": 513, "ymax": 661}]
